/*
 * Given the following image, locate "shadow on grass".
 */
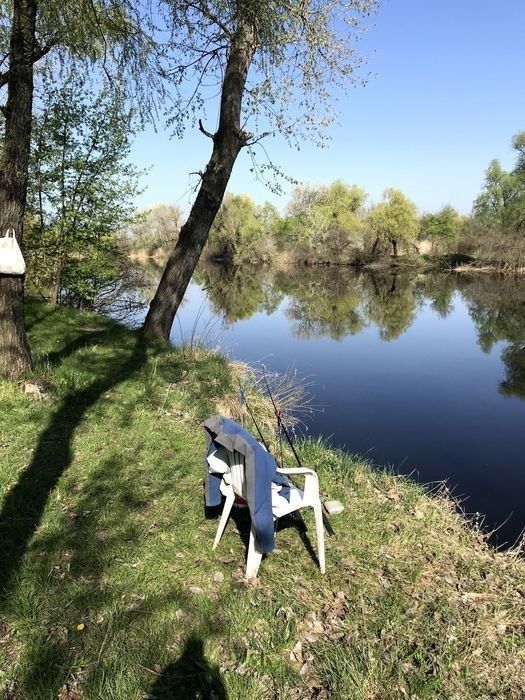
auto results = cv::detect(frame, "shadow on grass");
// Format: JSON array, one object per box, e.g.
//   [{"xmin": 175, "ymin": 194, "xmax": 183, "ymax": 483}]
[
  {"xmin": 148, "ymin": 636, "xmax": 227, "ymax": 700},
  {"xmin": 24, "ymin": 304, "xmax": 57, "ymax": 332},
  {"xmin": 210, "ymin": 501, "xmax": 320, "ymax": 570},
  {"xmin": 0, "ymin": 332, "xmax": 148, "ymax": 603}
]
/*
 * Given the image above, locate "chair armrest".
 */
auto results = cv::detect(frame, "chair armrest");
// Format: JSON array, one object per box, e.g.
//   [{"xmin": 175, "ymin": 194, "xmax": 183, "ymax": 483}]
[
  {"xmin": 276, "ymin": 467, "xmax": 316, "ymax": 476},
  {"xmin": 276, "ymin": 467, "xmax": 319, "ymax": 504}
]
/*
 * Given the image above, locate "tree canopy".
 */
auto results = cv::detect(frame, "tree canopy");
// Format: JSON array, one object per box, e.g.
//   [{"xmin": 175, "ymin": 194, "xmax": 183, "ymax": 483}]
[
  {"xmin": 366, "ymin": 188, "xmax": 419, "ymax": 257},
  {"xmin": 142, "ymin": 0, "xmax": 379, "ymax": 340},
  {"xmin": 24, "ymin": 71, "xmax": 142, "ymax": 308},
  {"xmin": 0, "ymin": 0, "xmax": 171, "ymax": 378},
  {"xmin": 208, "ymin": 193, "xmax": 280, "ymax": 263},
  {"xmin": 161, "ymin": 1, "xmax": 378, "ymax": 155},
  {"xmin": 473, "ymin": 132, "xmax": 525, "ymax": 235},
  {"xmin": 284, "ymin": 180, "xmax": 366, "ymax": 257}
]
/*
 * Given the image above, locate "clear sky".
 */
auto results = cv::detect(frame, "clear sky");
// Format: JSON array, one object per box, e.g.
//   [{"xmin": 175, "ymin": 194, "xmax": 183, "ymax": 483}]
[{"xmin": 130, "ymin": 0, "xmax": 525, "ymax": 216}]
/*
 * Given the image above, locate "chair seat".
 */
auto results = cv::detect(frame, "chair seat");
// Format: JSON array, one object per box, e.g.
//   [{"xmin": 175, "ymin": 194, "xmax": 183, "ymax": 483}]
[{"xmin": 271, "ymin": 483, "xmax": 305, "ymax": 517}]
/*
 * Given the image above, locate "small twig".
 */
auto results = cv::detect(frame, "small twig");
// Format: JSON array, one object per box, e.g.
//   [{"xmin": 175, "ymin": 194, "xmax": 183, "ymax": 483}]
[
  {"xmin": 246, "ymin": 130, "xmax": 274, "ymax": 146},
  {"xmin": 137, "ymin": 663, "xmax": 162, "ymax": 676},
  {"xmin": 96, "ymin": 619, "xmax": 113, "ymax": 665}
]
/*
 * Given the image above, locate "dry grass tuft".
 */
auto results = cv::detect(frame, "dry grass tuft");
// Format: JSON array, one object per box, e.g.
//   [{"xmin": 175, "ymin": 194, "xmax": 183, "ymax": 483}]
[{"xmin": 213, "ymin": 361, "xmax": 316, "ymax": 440}]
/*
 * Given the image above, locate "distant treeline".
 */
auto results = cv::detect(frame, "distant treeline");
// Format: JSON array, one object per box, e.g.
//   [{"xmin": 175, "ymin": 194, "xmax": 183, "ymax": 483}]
[
  {"xmin": 121, "ymin": 204, "xmax": 183, "ymax": 259},
  {"xmin": 203, "ymin": 130, "xmax": 525, "ymax": 270},
  {"xmin": 123, "ymin": 130, "xmax": 525, "ymax": 272}
]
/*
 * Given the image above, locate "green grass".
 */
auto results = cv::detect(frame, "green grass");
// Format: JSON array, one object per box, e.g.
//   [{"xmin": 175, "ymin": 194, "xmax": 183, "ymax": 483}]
[{"xmin": 0, "ymin": 301, "xmax": 524, "ymax": 699}]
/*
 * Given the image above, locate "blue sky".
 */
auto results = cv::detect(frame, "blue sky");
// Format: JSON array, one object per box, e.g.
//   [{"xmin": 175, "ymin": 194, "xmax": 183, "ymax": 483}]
[{"xmin": 130, "ymin": 0, "xmax": 525, "ymax": 216}]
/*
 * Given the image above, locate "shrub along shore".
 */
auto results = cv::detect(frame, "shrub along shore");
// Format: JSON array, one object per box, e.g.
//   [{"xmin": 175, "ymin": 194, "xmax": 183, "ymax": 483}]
[{"xmin": 0, "ymin": 302, "xmax": 523, "ymax": 699}]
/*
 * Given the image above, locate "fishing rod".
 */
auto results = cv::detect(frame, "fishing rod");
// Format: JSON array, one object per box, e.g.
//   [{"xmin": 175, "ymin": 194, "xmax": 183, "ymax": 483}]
[
  {"xmin": 239, "ymin": 386, "xmax": 270, "ymax": 451},
  {"xmin": 239, "ymin": 385, "xmax": 308, "ymax": 535},
  {"xmin": 261, "ymin": 368, "xmax": 335, "ymax": 537}
]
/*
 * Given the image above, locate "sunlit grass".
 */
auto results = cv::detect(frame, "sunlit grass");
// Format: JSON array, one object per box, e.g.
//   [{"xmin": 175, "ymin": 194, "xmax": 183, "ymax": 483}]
[{"xmin": 0, "ymin": 300, "xmax": 523, "ymax": 699}]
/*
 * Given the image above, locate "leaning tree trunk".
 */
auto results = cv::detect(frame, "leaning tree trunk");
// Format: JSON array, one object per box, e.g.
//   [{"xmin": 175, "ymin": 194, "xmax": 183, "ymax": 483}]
[
  {"xmin": 141, "ymin": 22, "xmax": 256, "ymax": 341},
  {"xmin": 0, "ymin": 0, "xmax": 37, "ymax": 378}
]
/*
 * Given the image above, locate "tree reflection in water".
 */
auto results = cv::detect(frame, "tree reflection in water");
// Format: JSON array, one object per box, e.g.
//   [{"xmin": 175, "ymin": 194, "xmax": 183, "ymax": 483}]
[
  {"xmin": 460, "ymin": 276, "xmax": 525, "ymax": 399},
  {"xmin": 195, "ymin": 263, "xmax": 525, "ymax": 401}
]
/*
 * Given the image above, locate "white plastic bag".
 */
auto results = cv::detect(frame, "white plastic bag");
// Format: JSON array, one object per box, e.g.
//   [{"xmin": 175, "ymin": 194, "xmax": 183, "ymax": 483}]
[{"xmin": 0, "ymin": 228, "xmax": 26, "ymax": 275}]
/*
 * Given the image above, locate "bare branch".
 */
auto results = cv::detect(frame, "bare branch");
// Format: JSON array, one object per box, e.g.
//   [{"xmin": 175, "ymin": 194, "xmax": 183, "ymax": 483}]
[
  {"xmin": 186, "ymin": 1, "xmax": 232, "ymax": 37},
  {"xmin": 88, "ymin": 0, "xmax": 113, "ymax": 83},
  {"xmin": 198, "ymin": 118, "xmax": 215, "ymax": 139},
  {"xmin": 246, "ymin": 130, "xmax": 274, "ymax": 146}
]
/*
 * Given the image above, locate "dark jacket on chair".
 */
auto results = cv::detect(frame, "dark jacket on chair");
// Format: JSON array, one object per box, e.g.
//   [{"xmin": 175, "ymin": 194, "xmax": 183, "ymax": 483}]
[{"xmin": 203, "ymin": 416, "xmax": 290, "ymax": 553}]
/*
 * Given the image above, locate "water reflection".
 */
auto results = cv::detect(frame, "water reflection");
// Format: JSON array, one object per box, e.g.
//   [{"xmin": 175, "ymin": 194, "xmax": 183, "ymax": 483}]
[
  {"xmin": 194, "ymin": 263, "xmax": 525, "ymax": 406},
  {"xmin": 460, "ymin": 276, "xmax": 525, "ymax": 399},
  {"xmin": 277, "ymin": 267, "xmax": 366, "ymax": 340},
  {"xmin": 501, "ymin": 344, "xmax": 525, "ymax": 399},
  {"xmin": 197, "ymin": 263, "xmax": 525, "ymax": 367},
  {"xmin": 195, "ymin": 265, "xmax": 283, "ymax": 323}
]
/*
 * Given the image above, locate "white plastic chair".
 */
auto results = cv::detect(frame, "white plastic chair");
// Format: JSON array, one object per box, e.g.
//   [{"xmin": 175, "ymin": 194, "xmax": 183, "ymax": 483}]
[{"xmin": 210, "ymin": 448, "xmax": 326, "ymax": 579}]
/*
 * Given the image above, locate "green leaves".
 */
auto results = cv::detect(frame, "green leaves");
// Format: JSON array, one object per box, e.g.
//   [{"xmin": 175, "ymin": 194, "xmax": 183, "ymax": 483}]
[
  {"xmin": 208, "ymin": 193, "xmax": 281, "ymax": 264},
  {"xmin": 366, "ymin": 189, "xmax": 420, "ymax": 255},
  {"xmin": 161, "ymin": 1, "xmax": 379, "ymax": 154},
  {"xmin": 282, "ymin": 180, "xmax": 366, "ymax": 256},
  {"xmin": 473, "ymin": 132, "xmax": 525, "ymax": 235},
  {"xmin": 24, "ymin": 70, "xmax": 143, "ymax": 309}
]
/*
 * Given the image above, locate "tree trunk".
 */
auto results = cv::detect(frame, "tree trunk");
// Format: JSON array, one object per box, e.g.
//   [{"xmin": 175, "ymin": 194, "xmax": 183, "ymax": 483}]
[
  {"xmin": 391, "ymin": 239, "xmax": 398, "ymax": 257},
  {"xmin": 50, "ymin": 253, "xmax": 66, "ymax": 305},
  {"xmin": 0, "ymin": 0, "xmax": 37, "ymax": 378},
  {"xmin": 141, "ymin": 22, "xmax": 256, "ymax": 341}
]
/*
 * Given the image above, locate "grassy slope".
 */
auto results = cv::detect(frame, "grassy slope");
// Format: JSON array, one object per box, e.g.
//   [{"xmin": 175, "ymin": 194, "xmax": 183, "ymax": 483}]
[{"xmin": 0, "ymin": 302, "xmax": 523, "ymax": 700}]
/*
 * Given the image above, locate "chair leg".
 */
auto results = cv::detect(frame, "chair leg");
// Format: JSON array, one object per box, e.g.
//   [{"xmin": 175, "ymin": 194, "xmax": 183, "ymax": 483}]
[
  {"xmin": 312, "ymin": 501, "xmax": 326, "ymax": 574},
  {"xmin": 213, "ymin": 488, "xmax": 235, "ymax": 550},
  {"xmin": 245, "ymin": 524, "xmax": 263, "ymax": 579}
]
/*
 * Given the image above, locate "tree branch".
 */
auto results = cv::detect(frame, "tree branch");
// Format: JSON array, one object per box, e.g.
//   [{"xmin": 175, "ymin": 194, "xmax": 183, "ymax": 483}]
[
  {"xmin": 186, "ymin": 1, "xmax": 232, "ymax": 37},
  {"xmin": 33, "ymin": 36, "xmax": 60, "ymax": 62},
  {"xmin": 246, "ymin": 130, "xmax": 274, "ymax": 146},
  {"xmin": 88, "ymin": 0, "xmax": 112, "ymax": 84},
  {"xmin": 198, "ymin": 118, "xmax": 215, "ymax": 140},
  {"xmin": 0, "ymin": 36, "xmax": 59, "ymax": 88}
]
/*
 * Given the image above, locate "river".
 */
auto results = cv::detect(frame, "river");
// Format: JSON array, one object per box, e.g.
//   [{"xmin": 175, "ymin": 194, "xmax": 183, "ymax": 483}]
[{"xmin": 128, "ymin": 264, "xmax": 525, "ymax": 547}]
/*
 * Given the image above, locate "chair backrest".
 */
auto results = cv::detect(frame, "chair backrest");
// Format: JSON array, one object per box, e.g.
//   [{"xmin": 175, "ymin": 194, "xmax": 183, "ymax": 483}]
[
  {"xmin": 208, "ymin": 444, "xmax": 247, "ymax": 498},
  {"xmin": 228, "ymin": 454, "xmax": 247, "ymax": 497}
]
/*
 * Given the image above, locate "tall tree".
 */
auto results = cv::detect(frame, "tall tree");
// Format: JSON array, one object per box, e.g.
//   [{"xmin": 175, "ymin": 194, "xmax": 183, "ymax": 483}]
[
  {"xmin": 142, "ymin": 0, "xmax": 378, "ymax": 341},
  {"xmin": 208, "ymin": 193, "xmax": 280, "ymax": 263},
  {"xmin": 366, "ymin": 188, "xmax": 419, "ymax": 258},
  {"xmin": 0, "ymin": 0, "xmax": 38, "ymax": 378},
  {"xmin": 473, "ymin": 159, "xmax": 520, "ymax": 232},
  {"xmin": 473, "ymin": 133, "xmax": 525, "ymax": 235},
  {"xmin": 0, "ymin": 1, "xmax": 164, "ymax": 379},
  {"xmin": 282, "ymin": 180, "xmax": 366, "ymax": 259}
]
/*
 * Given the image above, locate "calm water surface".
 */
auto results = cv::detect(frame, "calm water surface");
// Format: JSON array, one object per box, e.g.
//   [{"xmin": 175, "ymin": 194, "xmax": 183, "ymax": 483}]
[{"xmin": 134, "ymin": 266, "xmax": 525, "ymax": 546}]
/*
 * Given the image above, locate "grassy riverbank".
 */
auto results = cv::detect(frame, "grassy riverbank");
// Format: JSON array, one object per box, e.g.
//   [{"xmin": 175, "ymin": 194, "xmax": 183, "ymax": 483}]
[{"xmin": 1, "ymin": 302, "xmax": 524, "ymax": 699}]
